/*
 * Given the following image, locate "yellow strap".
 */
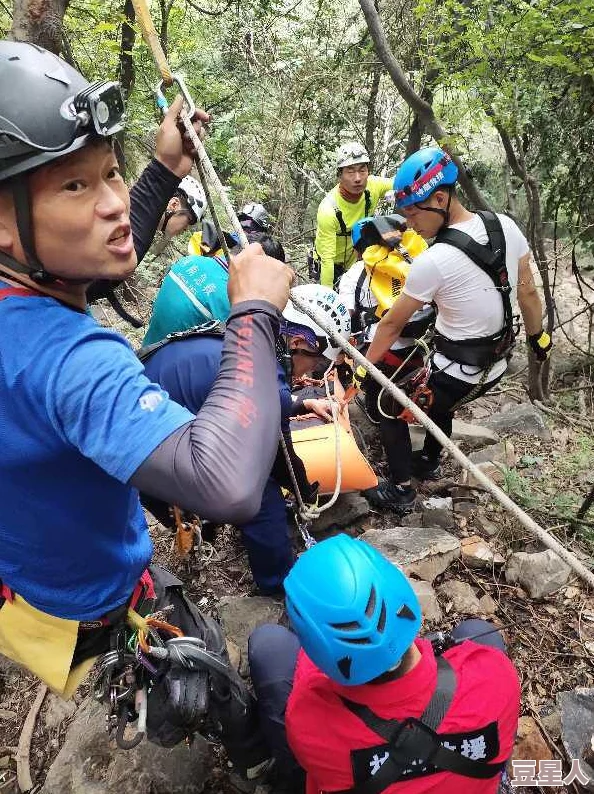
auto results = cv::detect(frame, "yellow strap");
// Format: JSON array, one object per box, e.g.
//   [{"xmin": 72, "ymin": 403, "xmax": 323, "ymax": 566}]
[
  {"xmin": 130, "ymin": 0, "xmax": 173, "ymax": 84},
  {"xmin": 127, "ymin": 608, "xmax": 149, "ymax": 632}
]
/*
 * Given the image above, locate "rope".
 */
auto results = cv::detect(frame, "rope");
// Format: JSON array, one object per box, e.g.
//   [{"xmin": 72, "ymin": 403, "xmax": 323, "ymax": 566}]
[
  {"xmin": 293, "ymin": 299, "xmax": 594, "ymax": 589},
  {"xmin": 134, "ymin": 0, "xmax": 341, "ymax": 535},
  {"xmin": 131, "ymin": 0, "xmax": 594, "ymax": 590}
]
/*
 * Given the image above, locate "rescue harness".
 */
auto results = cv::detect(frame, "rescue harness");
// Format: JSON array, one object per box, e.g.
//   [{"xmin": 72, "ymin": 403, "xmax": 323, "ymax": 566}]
[
  {"xmin": 335, "ymin": 634, "xmax": 506, "ymax": 793},
  {"xmin": 431, "ymin": 210, "xmax": 518, "ymax": 369}
]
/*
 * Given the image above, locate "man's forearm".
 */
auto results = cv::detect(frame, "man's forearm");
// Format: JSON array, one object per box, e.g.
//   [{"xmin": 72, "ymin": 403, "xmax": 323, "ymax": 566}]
[
  {"xmin": 519, "ymin": 288, "xmax": 544, "ymax": 337},
  {"xmin": 366, "ymin": 317, "xmax": 404, "ymax": 363},
  {"xmin": 131, "ymin": 301, "xmax": 282, "ymax": 523},
  {"xmin": 130, "ymin": 158, "xmax": 181, "ymax": 263},
  {"xmin": 320, "ymin": 257, "xmax": 335, "ymax": 288}
]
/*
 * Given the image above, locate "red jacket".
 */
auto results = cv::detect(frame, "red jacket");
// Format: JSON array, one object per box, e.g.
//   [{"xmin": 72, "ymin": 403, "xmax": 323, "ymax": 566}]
[{"xmin": 286, "ymin": 638, "xmax": 520, "ymax": 794}]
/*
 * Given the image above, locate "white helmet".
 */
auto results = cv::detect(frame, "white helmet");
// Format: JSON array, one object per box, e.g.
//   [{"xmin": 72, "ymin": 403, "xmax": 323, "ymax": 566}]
[
  {"xmin": 336, "ymin": 142, "xmax": 370, "ymax": 169},
  {"xmin": 282, "ymin": 285, "xmax": 351, "ymax": 361},
  {"xmin": 177, "ymin": 176, "xmax": 207, "ymax": 225}
]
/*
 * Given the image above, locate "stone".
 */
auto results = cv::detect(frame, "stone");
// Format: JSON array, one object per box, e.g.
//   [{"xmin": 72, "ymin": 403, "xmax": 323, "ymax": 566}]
[
  {"xmin": 218, "ymin": 596, "xmax": 284, "ymax": 663},
  {"xmin": 44, "ymin": 694, "xmax": 77, "ymax": 730},
  {"xmin": 460, "ymin": 535, "xmax": 503, "ymax": 569},
  {"xmin": 359, "ymin": 527, "xmax": 460, "ymax": 583},
  {"xmin": 348, "ymin": 401, "xmax": 379, "ymax": 451},
  {"xmin": 468, "ymin": 440, "xmax": 516, "ymax": 468},
  {"xmin": 422, "ymin": 496, "xmax": 453, "ymax": 511},
  {"xmin": 483, "ymin": 403, "xmax": 552, "ymax": 441},
  {"xmin": 409, "ymin": 425, "xmax": 426, "ymax": 452},
  {"xmin": 420, "ymin": 508, "xmax": 457, "ymax": 532},
  {"xmin": 410, "ymin": 580, "xmax": 442, "ymax": 623},
  {"xmin": 558, "ymin": 688, "xmax": 594, "ymax": 791},
  {"xmin": 310, "ymin": 493, "xmax": 370, "ymax": 533},
  {"xmin": 0, "ymin": 709, "xmax": 16, "ymax": 720},
  {"xmin": 453, "ymin": 500, "xmax": 477, "ymax": 517},
  {"xmin": 41, "ymin": 699, "xmax": 208, "ymax": 794},
  {"xmin": 478, "ymin": 593, "xmax": 497, "ymax": 615},
  {"xmin": 504, "ymin": 549, "xmax": 571, "ymax": 599},
  {"xmin": 468, "ymin": 439, "xmax": 517, "ymax": 469},
  {"xmin": 451, "ymin": 419, "xmax": 499, "ymax": 449},
  {"xmin": 464, "ymin": 461, "xmax": 506, "ymax": 488},
  {"xmin": 511, "ymin": 716, "xmax": 552, "ymax": 771},
  {"xmin": 436, "ymin": 580, "xmax": 481, "ymax": 615},
  {"xmin": 226, "ymin": 640, "xmax": 241, "ymax": 671},
  {"xmin": 400, "ymin": 512, "xmax": 424, "ymax": 528},
  {"xmin": 474, "ymin": 513, "xmax": 500, "ymax": 537}
]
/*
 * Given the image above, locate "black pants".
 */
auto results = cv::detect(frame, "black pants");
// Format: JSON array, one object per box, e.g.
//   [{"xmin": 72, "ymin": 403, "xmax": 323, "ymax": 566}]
[
  {"xmin": 248, "ymin": 620, "xmax": 507, "ymax": 785},
  {"xmin": 367, "ymin": 367, "xmax": 503, "ymax": 484}
]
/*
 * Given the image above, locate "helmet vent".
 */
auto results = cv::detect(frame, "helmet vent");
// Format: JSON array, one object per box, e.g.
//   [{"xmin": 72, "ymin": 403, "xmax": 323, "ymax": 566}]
[
  {"xmin": 340, "ymin": 636, "xmax": 371, "ymax": 645},
  {"xmin": 337, "ymin": 656, "xmax": 352, "ymax": 680},
  {"xmin": 365, "ymin": 586, "xmax": 377, "ymax": 618},
  {"xmin": 396, "ymin": 604, "xmax": 417, "ymax": 621},
  {"xmin": 377, "ymin": 601, "xmax": 387, "ymax": 633},
  {"xmin": 330, "ymin": 620, "xmax": 360, "ymax": 631}
]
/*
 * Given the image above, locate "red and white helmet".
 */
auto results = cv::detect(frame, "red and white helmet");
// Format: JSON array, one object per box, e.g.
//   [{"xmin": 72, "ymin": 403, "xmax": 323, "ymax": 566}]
[{"xmin": 283, "ymin": 285, "xmax": 351, "ymax": 361}]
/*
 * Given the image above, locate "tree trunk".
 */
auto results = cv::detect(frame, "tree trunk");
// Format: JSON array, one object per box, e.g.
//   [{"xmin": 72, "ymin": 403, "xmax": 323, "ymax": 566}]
[
  {"xmin": 364, "ymin": 65, "xmax": 381, "ymax": 169},
  {"xmin": 158, "ymin": 0, "xmax": 173, "ymax": 58},
  {"xmin": 405, "ymin": 70, "xmax": 437, "ymax": 156},
  {"xmin": 119, "ymin": 0, "xmax": 136, "ymax": 100},
  {"xmin": 358, "ymin": 0, "xmax": 491, "ymax": 211},
  {"xmin": 9, "ymin": 0, "xmax": 71, "ymax": 53}
]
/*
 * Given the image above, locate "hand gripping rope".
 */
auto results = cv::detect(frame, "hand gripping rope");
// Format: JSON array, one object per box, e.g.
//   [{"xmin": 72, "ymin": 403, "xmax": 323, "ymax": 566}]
[
  {"xmin": 132, "ymin": 0, "xmax": 344, "ymax": 542},
  {"xmin": 132, "ymin": 0, "xmax": 594, "ymax": 590}
]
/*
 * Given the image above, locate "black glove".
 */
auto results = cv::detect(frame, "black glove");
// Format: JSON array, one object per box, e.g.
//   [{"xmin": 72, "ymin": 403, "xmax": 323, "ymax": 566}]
[{"xmin": 528, "ymin": 330, "xmax": 552, "ymax": 362}]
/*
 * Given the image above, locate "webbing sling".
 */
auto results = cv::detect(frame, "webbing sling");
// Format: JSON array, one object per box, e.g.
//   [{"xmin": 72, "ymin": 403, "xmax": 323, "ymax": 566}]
[
  {"xmin": 137, "ymin": 320, "xmax": 225, "ymax": 364},
  {"xmin": 335, "ymin": 656, "xmax": 505, "ymax": 794},
  {"xmin": 332, "ymin": 190, "xmax": 372, "ymax": 238},
  {"xmin": 432, "ymin": 211, "xmax": 516, "ymax": 368}
]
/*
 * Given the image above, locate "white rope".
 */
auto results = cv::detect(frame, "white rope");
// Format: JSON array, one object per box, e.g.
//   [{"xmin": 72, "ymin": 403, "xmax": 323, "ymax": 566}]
[{"xmin": 289, "ymin": 299, "xmax": 594, "ymax": 590}]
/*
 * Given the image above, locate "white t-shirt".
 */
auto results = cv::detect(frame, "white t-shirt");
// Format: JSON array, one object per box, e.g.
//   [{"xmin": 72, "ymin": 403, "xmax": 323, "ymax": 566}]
[
  {"xmin": 403, "ymin": 213, "xmax": 530, "ymax": 384},
  {"xmin": 338, "ymin": 261, "xmax": 429, "ymax": 351}
]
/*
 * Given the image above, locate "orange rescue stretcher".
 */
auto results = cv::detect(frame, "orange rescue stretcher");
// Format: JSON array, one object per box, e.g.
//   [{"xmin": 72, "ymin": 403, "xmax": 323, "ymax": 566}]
[{"xmin": 289, "ymin": 380, "xmax": 377, "ymax": 496}]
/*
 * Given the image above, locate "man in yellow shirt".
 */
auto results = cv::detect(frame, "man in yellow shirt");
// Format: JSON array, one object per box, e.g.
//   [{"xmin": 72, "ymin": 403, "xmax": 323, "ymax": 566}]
[{"xmin": 314, "ymin": 142, "xmax": 393, "ymax": 287}]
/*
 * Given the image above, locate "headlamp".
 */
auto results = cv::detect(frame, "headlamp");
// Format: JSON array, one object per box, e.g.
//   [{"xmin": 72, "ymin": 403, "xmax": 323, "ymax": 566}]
[{"xmin": 73, "ymin": 81, "xmax": 126, "ymax": 138}]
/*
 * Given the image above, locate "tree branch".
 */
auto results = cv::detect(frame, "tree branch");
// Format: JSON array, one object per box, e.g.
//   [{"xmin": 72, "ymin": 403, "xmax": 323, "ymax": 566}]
[{"xmin": 357, "ymin": 0, "xmax": 491, "ymax": 210}]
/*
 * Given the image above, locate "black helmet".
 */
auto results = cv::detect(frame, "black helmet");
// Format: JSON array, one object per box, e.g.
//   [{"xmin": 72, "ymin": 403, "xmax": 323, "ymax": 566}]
[
  {"xmin": 0, "ymin": 41, "xmax": 126, "ymax": 281},
  {"xmin": 238, "ymin": 202, "xmax": 270, "ymax": 231}
]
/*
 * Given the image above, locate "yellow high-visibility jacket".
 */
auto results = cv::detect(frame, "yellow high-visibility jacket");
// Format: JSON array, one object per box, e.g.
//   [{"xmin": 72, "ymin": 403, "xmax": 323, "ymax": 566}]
[{"xmin": 314, "ymin": 175, "xmax": 392, "ymax": 287}]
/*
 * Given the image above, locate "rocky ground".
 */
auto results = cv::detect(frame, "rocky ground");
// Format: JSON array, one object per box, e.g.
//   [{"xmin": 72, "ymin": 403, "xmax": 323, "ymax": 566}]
[{"xmin": 2, "ymin": 258, "xmax": 594, "ymax": 793}]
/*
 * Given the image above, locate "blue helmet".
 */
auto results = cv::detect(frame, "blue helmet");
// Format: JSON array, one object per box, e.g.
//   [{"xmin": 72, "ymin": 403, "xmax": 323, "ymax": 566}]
[
  {"xmin": 284, "ymin": 534, "xmax": 422, "ymax": 686},
  {"xmin": 393, "ymin": 147, "xmax": 458, "ymax": 209},
  {"xmin": 351, "ymin": 216, "xmax": 375, "ymax": 254}
]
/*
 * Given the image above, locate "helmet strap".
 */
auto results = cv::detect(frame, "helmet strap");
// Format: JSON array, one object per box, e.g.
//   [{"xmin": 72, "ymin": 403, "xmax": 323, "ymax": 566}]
[
  {"xmin": 160, "ymin": 208, "xmax": 193, "ymax": 233},
  {"xmin": 10, "ymin": 178, "xmax": 55, "ymax": 283},
  {"xmin": 415, "ymin": 187, "xmax": 454, "ymax": 231},
  {"xmin": 276, "ymin": 336, "xmax": 293, "ymax": 380}
]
